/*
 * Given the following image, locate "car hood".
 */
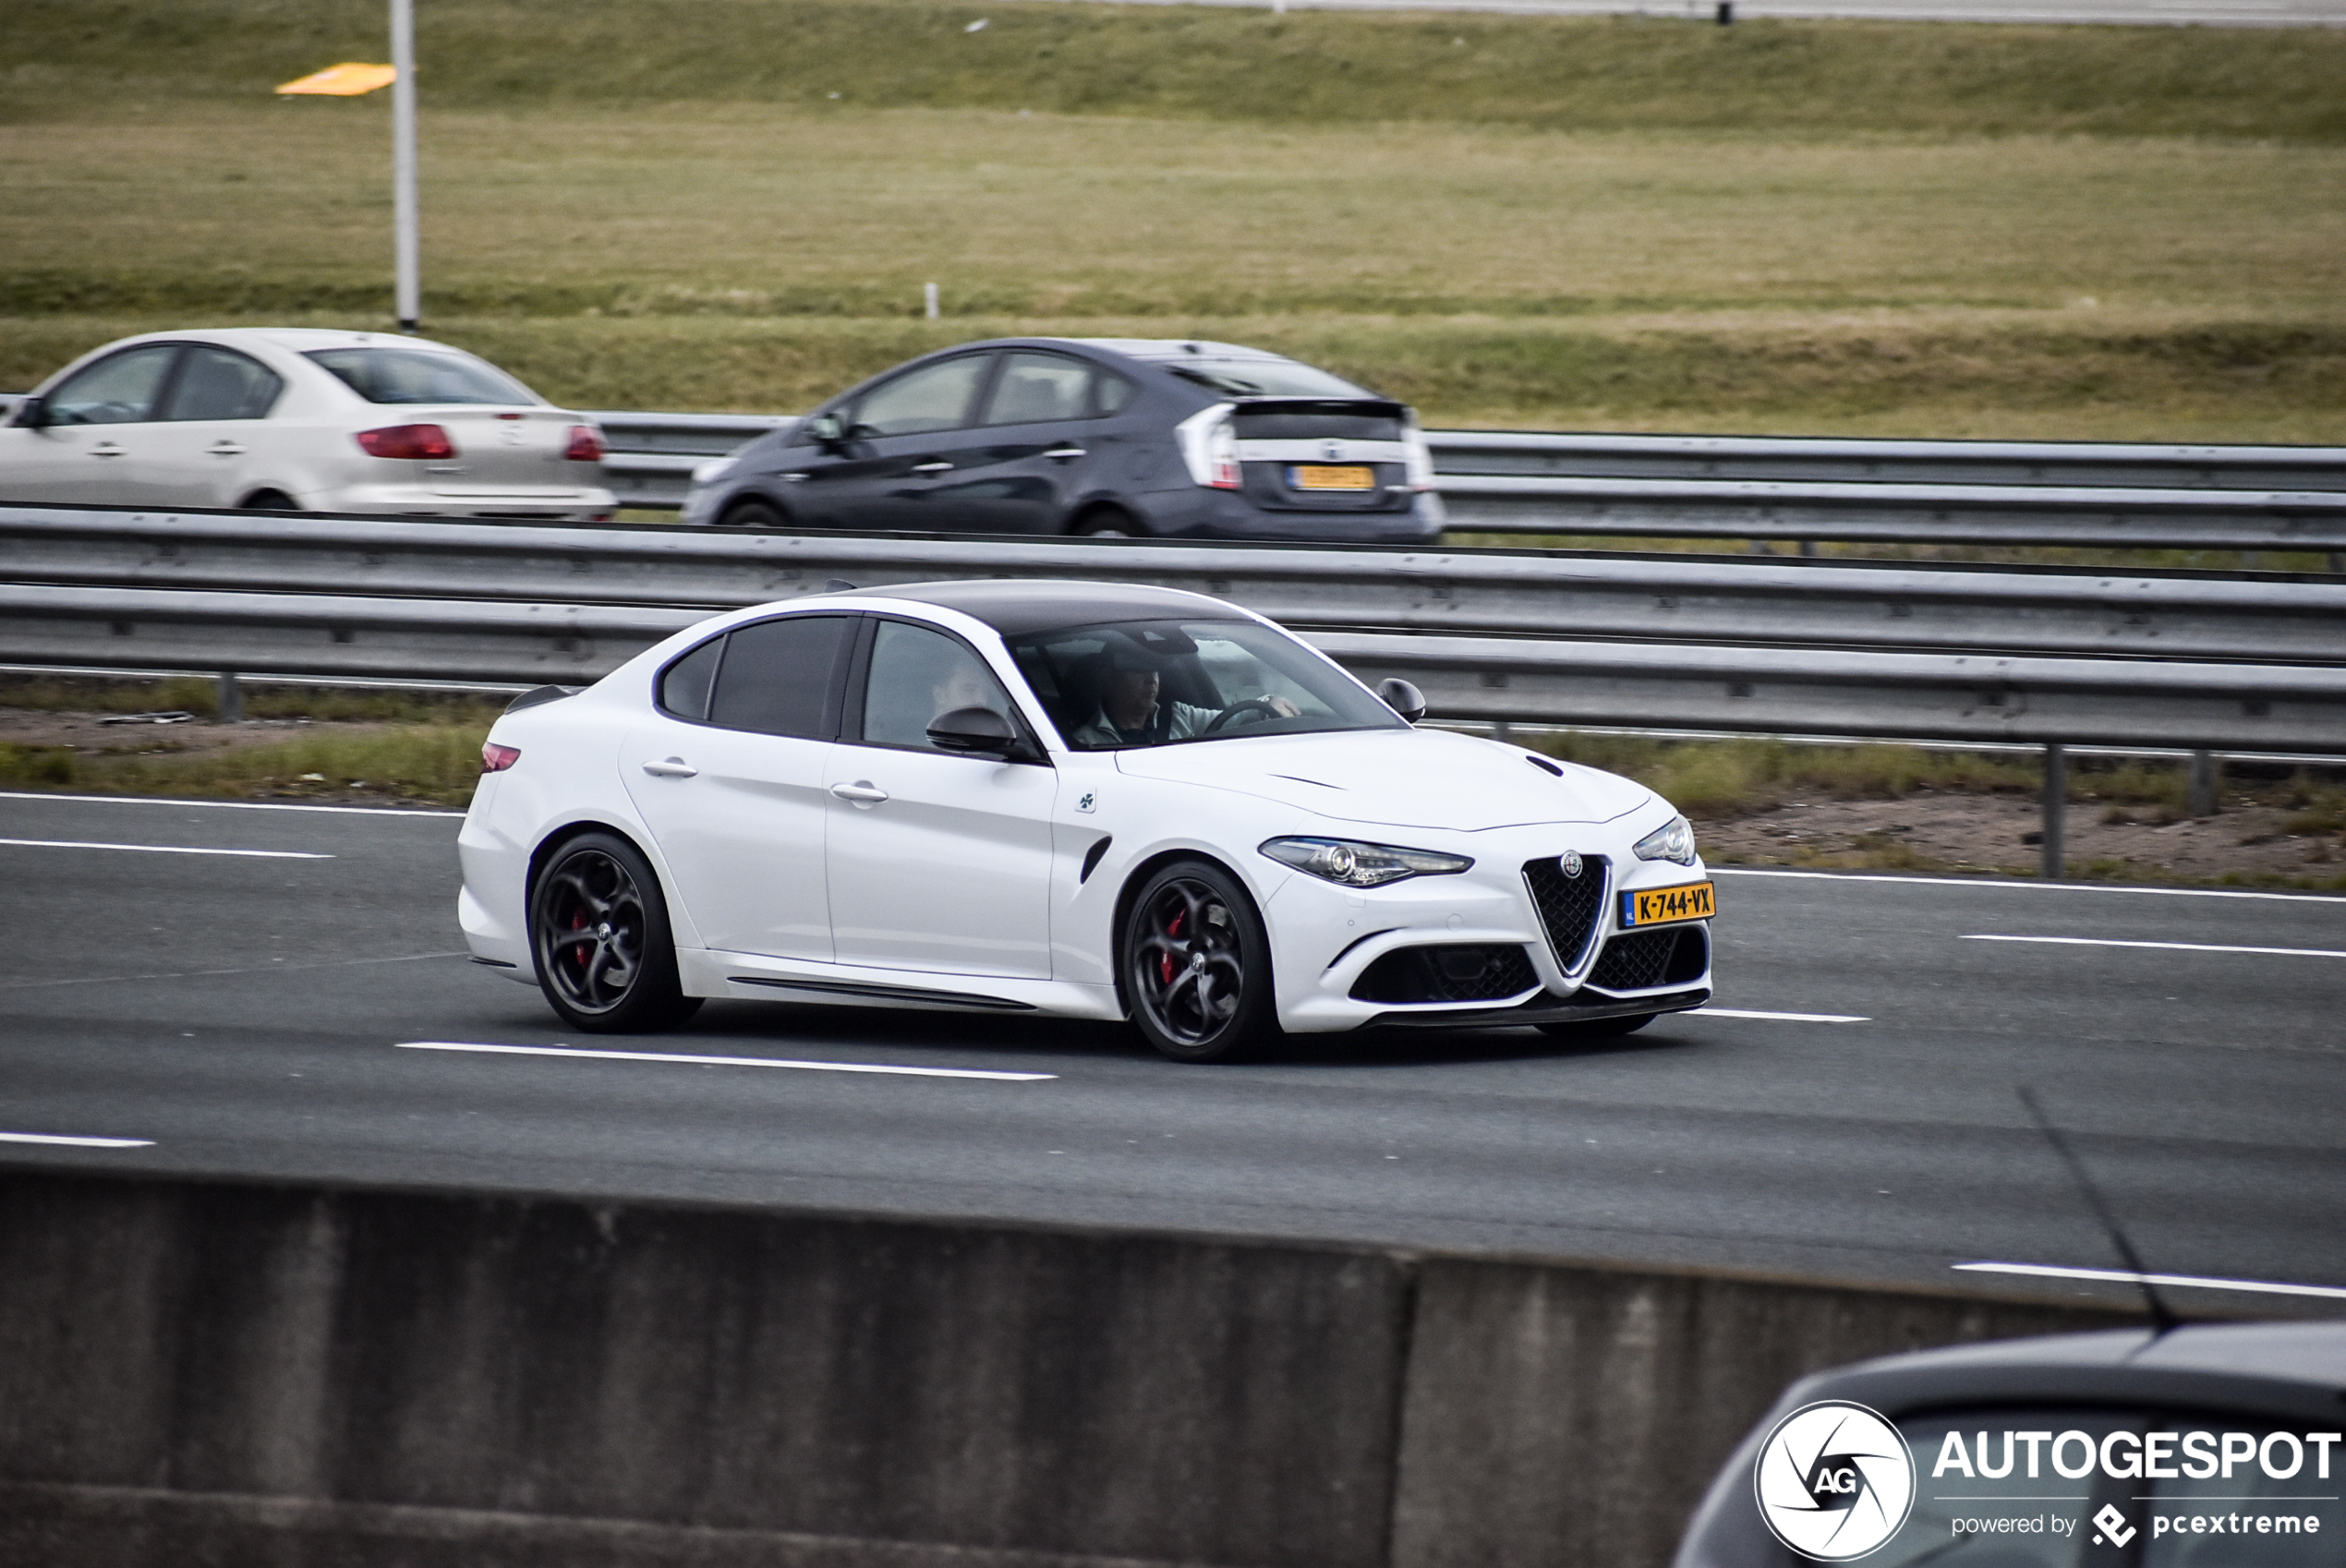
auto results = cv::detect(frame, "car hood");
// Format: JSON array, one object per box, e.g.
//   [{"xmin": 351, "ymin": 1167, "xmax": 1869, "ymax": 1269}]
[{"xmin": 1112, "ymin": 728, "xmax": 1652, "ymax": 832}]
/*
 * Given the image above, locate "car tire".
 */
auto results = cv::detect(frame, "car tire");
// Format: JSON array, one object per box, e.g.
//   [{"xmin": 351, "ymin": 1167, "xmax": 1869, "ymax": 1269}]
[
  {"xmin": 720, "ymin": 498, "xmax": 787, "ymax": 529},
  {"xmin": 1535, "ymin": 1012, "xmax": 1655, "ymax": 1042},
  {"xmin": 240, "ymin": 490, "xmax": 300, "ymax": 513},
  {"xmin": 1071, "ymin": 504, "xmax": 1137, "ymax": 538},
  {"xmin": 529, "ymin": 831, "xmax": 702, "ymax": 1032},
  {"xmin": 1121, "ymin": 860, "xmax": 1277, "ymax": 1063}
]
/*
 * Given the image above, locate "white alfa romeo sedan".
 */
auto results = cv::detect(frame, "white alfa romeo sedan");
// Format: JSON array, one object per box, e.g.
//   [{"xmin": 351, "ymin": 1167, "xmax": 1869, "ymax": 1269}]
[{"xmin": 458, "ymin": 581, "xmax": 1715, "ymax": 1062}]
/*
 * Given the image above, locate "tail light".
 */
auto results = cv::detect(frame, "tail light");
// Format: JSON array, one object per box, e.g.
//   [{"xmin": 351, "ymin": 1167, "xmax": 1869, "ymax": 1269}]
[
  {"xmin": 1174, "ymin": 404, "xmax": 1242, "ymax": 490},
  {"xmin": 480, "ymin": 741, "xmax": 521, "ymax": 773},
  {"xmin": 564, "ymin": 424, "xmax": 605, "ymax": 463},
  {"xmin": 356, "ymin": 423, "xmax": 456, "ymax": 461},
  {"xmin": 1402, "ymin": 416, "xmax": 1436, "ymax": 492}
]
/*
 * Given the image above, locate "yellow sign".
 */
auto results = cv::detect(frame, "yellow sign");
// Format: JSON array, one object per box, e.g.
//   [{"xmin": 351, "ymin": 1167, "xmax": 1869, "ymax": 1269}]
[{"xmin": 276, "ymin": 63, "xmax": 398, "ymax": 97}]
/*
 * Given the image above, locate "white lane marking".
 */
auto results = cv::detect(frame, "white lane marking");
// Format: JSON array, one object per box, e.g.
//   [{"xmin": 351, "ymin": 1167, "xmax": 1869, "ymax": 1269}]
[
  {"xmin": 0, "ymin": 838, "xmax": 333, "ymax": 860},
  {"xmin": 396, "ymin": 1041, "xmax": 1057, "ymax": 1082},
  {"xmin": 1712, "ymin": 867, "xmax": 2346, "ymax": 906},
  {"xmin": 1694, "ymin": 1007, "xmax": 1870, "ymax": 1023},
  {"xmin": 1955, "ymin": 1261, "xmax": 2346, "ymax": 1301},
  {"xmin": 1961, "ymin": 933, "xmax": 2346, "ymax": 959},
  {"xmin": 0, "ymin": 1131, "xmax": 153, "ymax": 1149},
  {"xmin": 0, "ymin": 790, "xmax": 463, "ymax": 819}
]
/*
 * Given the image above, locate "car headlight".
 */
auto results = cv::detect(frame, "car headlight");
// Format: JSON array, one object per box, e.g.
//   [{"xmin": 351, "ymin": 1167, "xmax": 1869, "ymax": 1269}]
[
  {"xmin": 691, "ymin": 456, "xmax": 737, "ymax": 486},
  {"xmin": 1633, "ymin": 814, "xmax": 1698, "ymax": 866},
  {"xmin": 1260, "ymin": 836, "xmax": 1472, "ymax": 887}
]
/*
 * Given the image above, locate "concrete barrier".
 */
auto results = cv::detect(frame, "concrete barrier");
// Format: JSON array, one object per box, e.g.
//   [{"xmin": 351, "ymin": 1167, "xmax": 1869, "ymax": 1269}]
[{"xmin": 0, "ymin": 1168, "xmax": 2140, "ymax": 1568}]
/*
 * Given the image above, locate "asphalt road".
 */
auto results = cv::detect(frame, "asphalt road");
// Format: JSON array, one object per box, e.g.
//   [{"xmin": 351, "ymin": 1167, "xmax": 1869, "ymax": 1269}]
[{"xmin": 5, "ymin": 789, "xmax": 2341, "ymax": 1316}]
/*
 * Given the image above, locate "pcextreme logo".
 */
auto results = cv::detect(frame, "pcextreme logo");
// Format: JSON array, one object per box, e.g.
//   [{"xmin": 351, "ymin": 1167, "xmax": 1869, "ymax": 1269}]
[{"xmin": 1754, "ymin": 1401, "xmax": 1918, "ymax": 1561}]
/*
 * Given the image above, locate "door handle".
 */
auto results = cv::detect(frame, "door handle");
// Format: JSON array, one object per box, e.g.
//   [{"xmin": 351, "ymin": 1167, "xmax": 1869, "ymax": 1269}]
[
  {"xmin": 89, "ymin": 441, "xmax": 126, "ymax": 458},
  {"xmin": 780, "ymin": 471, "xmax": 810, "ymax": 482},
  {"xmin": 207, "ymin": 441, "xmax": 246, "ymax": 456},
  {"xmin": 909, "ymin": 461, "xmax": 953, "ymax": 475},
  {"xmin": 829, "ymin": 780, "xmax": 889, "ymax": 805},
  {"xmin": 640, "ymin": 757, "xmax": 698, "ymax": 778},
  {"xmin": 1043, "ymin": 446, "xmax": 1086, "ymax": 461}
]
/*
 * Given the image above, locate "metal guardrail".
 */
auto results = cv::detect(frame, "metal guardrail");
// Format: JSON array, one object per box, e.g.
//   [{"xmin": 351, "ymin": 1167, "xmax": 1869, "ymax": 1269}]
[
  {"xmin": 1421, "ymin": 430, "xmax": 2346, "ymax": 491},
  {"xmin": 6, "ymin": 507, "xmax": 2343, "ymax": 665},
  {"xmin": 6, "ymin": 581, "xmax": 2341, "ymax": 757},
  {"xmin": 9, "ymin": 399, "xmax": 2343, "ymax": 552},
  {"xmin": 581, "ymin": 409, "xmax": 2346, "ymax": 552}
]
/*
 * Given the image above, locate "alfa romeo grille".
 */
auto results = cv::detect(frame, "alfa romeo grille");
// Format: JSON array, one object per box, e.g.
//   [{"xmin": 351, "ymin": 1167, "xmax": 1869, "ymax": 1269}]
[
  {"xmin": 1522, "ymin": 854, "xmax": 1609, "ymax": 972},
  {"xmin": 1589, "ymin": 926, "xmax": 1711, "ymax": 992}
]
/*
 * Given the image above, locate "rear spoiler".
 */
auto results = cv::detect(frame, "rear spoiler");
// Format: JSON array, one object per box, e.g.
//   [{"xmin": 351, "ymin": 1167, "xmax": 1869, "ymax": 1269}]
[{"xmin": 1228, "ymin": 396, "xmax": 1411, "ymax": 419}]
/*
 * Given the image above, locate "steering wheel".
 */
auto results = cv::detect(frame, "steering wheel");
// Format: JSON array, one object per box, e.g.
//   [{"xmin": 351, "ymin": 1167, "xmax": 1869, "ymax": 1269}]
[{"xmin": 1203, "ymin": 698, "xmax": 1283, "ymax": 734}]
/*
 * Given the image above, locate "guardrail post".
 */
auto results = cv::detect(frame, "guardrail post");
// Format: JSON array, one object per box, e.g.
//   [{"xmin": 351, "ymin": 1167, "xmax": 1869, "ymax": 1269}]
[
  {"xmin": 216, "ymin": 670, "xmax": 244, "ymax": 724},
  {"xmin": 2039, "ymin": 742, "xmax": 2065, "ymax": 879},
  {"xmin": 2187, "ymin": 750, "xmax": 2220, "ymax": 817}
]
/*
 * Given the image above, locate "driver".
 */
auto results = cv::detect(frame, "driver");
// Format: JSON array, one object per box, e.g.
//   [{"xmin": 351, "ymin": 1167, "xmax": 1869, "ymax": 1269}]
[{"xmin": 1070, "ymin": 641, "xmax": 1298, "ymax": 747}]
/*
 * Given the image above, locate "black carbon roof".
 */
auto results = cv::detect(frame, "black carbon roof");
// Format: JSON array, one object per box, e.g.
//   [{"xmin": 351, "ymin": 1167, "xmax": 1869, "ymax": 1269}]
[{"xmin": 839, "ymin": 578, "xmax": 1252, "ymax": 636}]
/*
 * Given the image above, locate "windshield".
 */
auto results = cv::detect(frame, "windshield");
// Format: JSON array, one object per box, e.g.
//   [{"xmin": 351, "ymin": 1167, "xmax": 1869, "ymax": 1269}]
[
  {"xmin": 1005, "ymin": 618, "xmax": 1404, "ymax": 751},
  {"xmin": 1167, "ymin": 358, "xmax": 1376, "ymax": 399},
  {"xmin": 305, "ymin": 347, "xmax": 539, "ymax": 406}
]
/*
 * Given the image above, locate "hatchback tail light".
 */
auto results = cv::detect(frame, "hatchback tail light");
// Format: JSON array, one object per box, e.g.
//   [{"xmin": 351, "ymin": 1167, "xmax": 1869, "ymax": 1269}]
[
  {"xmin": 480, "ymin": 741, "xmax": 522, "ymax": 773},
  {"xmin": 1402, "ymin": 416, "xmax": 1437, "ymax": 492},
  {"xmin": 564, "ymin": 425, "xmax": 605, "ymax": 463},
  {"xmin": 356, "ymin": 423, "xmax": 456, "ymax": 461},
  {"xmin": 1174, "ymin": 404, "xmax": 1243, "ymax": 491}
]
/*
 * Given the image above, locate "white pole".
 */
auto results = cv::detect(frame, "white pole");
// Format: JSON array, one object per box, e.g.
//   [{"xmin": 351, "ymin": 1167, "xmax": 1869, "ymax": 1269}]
[
  {"xmin": 924, "ymin": 282, "xmax": 939, "ymax": 320},
  {"xmin": 391, "ymin": 0, "xmax": 420, "ymax": 332}
]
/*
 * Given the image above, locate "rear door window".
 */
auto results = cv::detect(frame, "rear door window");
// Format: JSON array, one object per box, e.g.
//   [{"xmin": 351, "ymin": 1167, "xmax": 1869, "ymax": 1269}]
[
  {"xmin": 702, "ymin": 616, "xmax": 858, "ymax": 738},
  {"xmin": 160, "ymin": 346, "xmax": 284, "ymax": 421},
  {"xmin": 46, "ymin": 344, "xmax": 181, "ymax": 426},
  {"xmin": 981, "ymin": 352, "xmax": 1094, "ymax": 425}
]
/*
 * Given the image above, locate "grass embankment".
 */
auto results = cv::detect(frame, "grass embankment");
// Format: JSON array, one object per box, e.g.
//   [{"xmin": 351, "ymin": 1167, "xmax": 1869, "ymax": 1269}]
[
  {"xmin": 0, "ymin": 679, "xmax": 501, "ymax": 806},
  {"xmin": 1534, "ymin": 732, "xmax": 2346, "ymax": 888},
  {"xmin": 3, "ymin": 0, "xmax": 2344, "ymax": 439}
]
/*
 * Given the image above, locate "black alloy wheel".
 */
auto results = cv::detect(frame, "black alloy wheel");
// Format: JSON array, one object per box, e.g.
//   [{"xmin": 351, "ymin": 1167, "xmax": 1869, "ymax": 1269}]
[
  {"xmin": 720, "ymin": 499, "xmax": 787, "ymax": 529},
  {"xmin": 529, "ymin": 832, "xmax": 701, "ymax": 1031},
  {"xmin": 1536, "ymin": 1012, "xmax": 1655, "ymax": 1042},
  {"xmin": 1122, "ymin": 861, "xmax": 1276, "ymax": 1063}
]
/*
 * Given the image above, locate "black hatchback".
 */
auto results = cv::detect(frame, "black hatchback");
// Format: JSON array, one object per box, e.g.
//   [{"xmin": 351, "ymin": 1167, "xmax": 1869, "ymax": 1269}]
[{"xmin": 678, "ymin": 337, "xmax": 1445, "ymax": 543}]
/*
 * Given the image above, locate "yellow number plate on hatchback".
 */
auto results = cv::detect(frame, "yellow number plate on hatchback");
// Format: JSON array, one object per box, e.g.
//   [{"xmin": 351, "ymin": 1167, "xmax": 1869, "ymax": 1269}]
[
  {"xmin": 1621, "ymin": 882, "xmax": 1715, "ymax": 927},
  {"xmin": 1289, "ymin": 464, "xmax": 1376, "ymax": 491}
]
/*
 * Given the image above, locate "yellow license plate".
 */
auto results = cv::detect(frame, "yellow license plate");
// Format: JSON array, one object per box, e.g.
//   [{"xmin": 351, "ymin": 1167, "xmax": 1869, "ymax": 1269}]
[
  {"xmin": 1289, "ymin": 464, "xmax": 1375, "ymax": 492},
  {"xmin": 1622, "ymin": 882, "xmax": 1715, "ymax": 927}
]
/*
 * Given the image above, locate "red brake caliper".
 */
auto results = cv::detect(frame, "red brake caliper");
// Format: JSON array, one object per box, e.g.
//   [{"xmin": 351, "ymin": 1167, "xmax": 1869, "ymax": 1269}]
[
  {"xmin": 1159, "ymin": 907, "xmax": 1185, "ymax": 984},
  {"xmin": 569, "ymin": 908, "xmax": 589, "ymax": 973}
]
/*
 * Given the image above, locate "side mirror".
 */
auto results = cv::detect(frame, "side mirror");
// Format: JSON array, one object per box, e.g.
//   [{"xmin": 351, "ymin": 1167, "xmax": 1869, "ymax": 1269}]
[
  {"xmin": 927, "ymin": 705, "xmax": 1025, "ymax": 756},
  {"xmin": 1376, "ymin": 678, "xmax": 1427, "ymax": 723},
  {"xmin": 805, "ymin": 411, "xmax": 846, "ymax": 446},
  {"xmin": 11, "ymin": 395, "xmax": 47, "ymax": 430}
]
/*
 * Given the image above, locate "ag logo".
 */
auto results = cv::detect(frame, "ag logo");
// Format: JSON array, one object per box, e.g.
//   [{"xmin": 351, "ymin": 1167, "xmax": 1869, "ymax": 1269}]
[{"xmin": 1753, "ymin": 1401, "xmax": 1916, "ymax": 1561}]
